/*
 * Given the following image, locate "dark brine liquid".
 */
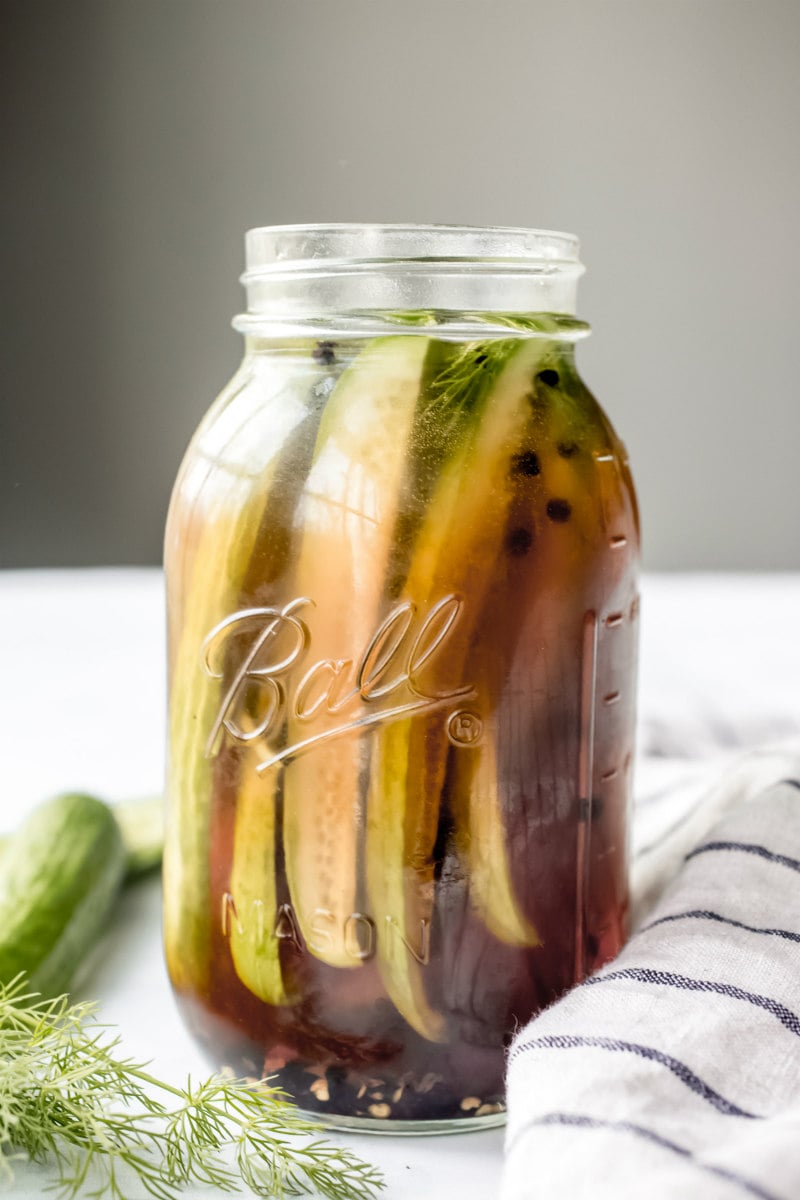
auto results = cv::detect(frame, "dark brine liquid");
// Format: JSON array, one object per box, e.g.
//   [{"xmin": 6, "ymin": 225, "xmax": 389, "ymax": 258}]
[{"xmin": 164, "ymin": 330, "xmax": 640, "ymax": 1127}]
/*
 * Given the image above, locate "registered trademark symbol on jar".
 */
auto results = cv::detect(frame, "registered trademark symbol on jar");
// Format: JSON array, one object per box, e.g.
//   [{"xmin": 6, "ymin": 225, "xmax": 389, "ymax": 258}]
[{"xmin": 447, "ymin": 710, "xmax": 483, "ymax": 747}]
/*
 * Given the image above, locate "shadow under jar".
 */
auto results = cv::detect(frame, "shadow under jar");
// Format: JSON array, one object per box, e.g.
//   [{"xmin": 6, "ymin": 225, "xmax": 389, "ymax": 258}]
[{"xmin": 163, "ymin": 224, "xmax": 640, "ymax": 1133}]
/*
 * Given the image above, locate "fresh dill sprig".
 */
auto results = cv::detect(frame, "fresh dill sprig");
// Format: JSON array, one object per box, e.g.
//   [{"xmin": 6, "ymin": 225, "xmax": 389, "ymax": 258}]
[
  {"xmin": 0, "ymin": 978, "xmax": 384, "ymax": 1200},
  {"xmin": 423, "ymin": 339, "xmax": 518, "ymax": 436},
  {"xmin": 422, "ymin": 312, "xmax": 583, "ymax": 434}
]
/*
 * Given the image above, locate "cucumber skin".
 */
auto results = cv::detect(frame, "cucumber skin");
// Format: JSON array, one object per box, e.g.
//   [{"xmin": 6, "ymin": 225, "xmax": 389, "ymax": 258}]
[
  {"xmin": 0, "ymin": 793, "xmax": 126, "ymax": 998},
  {"xmin": 0, "ymin": 795, "xmax": 164, "ymax": 880},
  {"xmin": 113, "ymin": 794, "xmax": 164, "ymax": 879}
]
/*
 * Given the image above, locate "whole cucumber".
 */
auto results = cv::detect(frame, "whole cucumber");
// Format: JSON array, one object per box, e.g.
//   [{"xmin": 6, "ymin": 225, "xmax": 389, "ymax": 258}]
[{"xmin": 0, "ymin": 792, "xmax": 126, "ymax": 997}]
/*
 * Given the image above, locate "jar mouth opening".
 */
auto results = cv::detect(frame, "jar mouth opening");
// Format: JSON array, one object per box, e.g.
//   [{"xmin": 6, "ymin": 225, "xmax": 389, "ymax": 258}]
[
  {"xmin": 239, "ymin": 223, "xmax": 585, "ymax": 329},
  {"xmin": 243, "ymin": 223, "xmax": 582, "ymax": 278}
]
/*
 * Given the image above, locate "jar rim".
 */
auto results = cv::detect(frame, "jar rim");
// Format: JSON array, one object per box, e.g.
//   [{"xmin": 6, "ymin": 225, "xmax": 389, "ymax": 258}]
[
  {"xmin": 238, "ymin": 223, "xmax": 585, "ymax": 332},
  {"xmin": 243, "ymin": 223, "xmax": 581, "ymax": 276}
]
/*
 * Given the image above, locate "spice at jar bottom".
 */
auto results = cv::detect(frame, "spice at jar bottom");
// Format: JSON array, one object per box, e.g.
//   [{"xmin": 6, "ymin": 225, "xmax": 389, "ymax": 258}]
[{"xmin": 163, "ymin": 224, "xmax": 640, "ymax": 1133}]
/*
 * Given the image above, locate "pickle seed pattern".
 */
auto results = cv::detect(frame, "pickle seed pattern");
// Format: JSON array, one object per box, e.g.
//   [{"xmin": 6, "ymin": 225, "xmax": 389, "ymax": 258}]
[
  {"xmin": 546, "ymin": 499, "xmax": 572, "ymax": 523},
  {"xmin": 511, "ymin": 450, "xmax": 541, "ymax": 477},
  {"xmin": 506, "ymin": 527, "xmax": 534, "ymax": 556},
  {"xmin": 536, "ymin": 369, "xmax": 560, "ymax": 387}
]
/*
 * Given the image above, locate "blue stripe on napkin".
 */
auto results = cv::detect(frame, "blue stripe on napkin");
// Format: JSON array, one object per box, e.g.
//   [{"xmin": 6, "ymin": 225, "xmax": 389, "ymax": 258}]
[
  {"xmin": 521, "ymin": 1114, "xmax": 780, "ymax": 1200},
  {"xmin": 638, "ymin": 910, "xmax": 800, "ymax": 945}
]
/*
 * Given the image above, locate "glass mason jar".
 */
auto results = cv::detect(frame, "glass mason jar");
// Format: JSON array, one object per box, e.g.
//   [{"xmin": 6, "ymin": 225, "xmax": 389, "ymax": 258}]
[{"xmin": 163, "ymin": 224, "xmax": 639, "ymax": 1133}]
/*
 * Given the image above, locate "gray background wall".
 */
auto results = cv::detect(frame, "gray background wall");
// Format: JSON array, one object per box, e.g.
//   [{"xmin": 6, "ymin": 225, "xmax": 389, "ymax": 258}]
[{"xmin": 3, "ymin": 0, "xmax": 799, "ymax": 569}]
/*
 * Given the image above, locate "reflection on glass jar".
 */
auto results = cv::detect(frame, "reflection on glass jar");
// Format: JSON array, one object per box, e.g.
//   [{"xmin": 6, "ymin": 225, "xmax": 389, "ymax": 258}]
[{"xmin": 163, "ymin": 225, "xmax": 640, "ymax": 1132}]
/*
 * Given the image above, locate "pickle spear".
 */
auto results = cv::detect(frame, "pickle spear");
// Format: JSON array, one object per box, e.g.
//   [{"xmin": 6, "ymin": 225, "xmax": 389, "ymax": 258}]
[
  {"xmin": 453, "ymin": 352, "xmax": 638, "ymax": 957},
  {"xmin": 164, "ymin": 350, "xmax": 338, "ymax": 995},
  {"xmin": 454, "ymin": 351, "xmax": 602, "ymax": 944},
  {"xmin": 367, "ymin": 330, "xmax": 558, "ymax": 1040},
  {"xmin": 449, "ymin": 733, "xmax": 539, "ymax": 947},
  {"xmin": 281, "ymin": 336, "xmax": 431, "ymax": 969},
  {"xmin": 227, "ymin": 749, "xmax": 286, "ymax": 1005}
]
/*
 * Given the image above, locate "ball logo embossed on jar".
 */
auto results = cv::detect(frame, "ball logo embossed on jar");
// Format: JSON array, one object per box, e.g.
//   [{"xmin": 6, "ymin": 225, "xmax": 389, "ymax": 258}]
[{"xmin": 200, "ymin": 594, "xmax": 475, "ymax": 771}]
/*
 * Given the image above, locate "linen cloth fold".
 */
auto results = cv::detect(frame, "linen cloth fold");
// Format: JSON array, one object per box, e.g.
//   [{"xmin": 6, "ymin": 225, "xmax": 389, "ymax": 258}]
[{"xmin": 503, "ymin": 745, "xmax": 800, "ymax": 1200}]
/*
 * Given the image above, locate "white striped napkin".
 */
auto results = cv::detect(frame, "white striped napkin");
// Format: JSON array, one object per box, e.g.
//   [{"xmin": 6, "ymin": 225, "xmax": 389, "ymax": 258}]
[{"xmin": 503, "ymin": 745, "xmax": 800, "ymax": 1200}]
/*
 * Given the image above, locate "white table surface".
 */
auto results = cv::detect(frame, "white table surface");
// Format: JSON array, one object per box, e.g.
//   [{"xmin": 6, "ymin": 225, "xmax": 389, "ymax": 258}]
[{"xmin": 1, "ymin": 568, "xmax": 799, "ymax": 1198}]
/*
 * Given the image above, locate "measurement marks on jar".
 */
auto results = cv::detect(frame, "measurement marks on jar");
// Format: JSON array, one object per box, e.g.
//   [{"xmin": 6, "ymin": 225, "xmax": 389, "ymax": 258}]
[
  {"xmin": 576, "ymin": 592, "xmax": 640, "ymax": 979},
  {"xmin": 594, "ymin": 450, "xmax": 630, "ymax": 550},
  {"xmin": 594, "ymin": 597, "xmax": 639, "ymax": 792},
  {"xmin": 575, "ymin": 610, "xmax": 599, "ymax": 983}
]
